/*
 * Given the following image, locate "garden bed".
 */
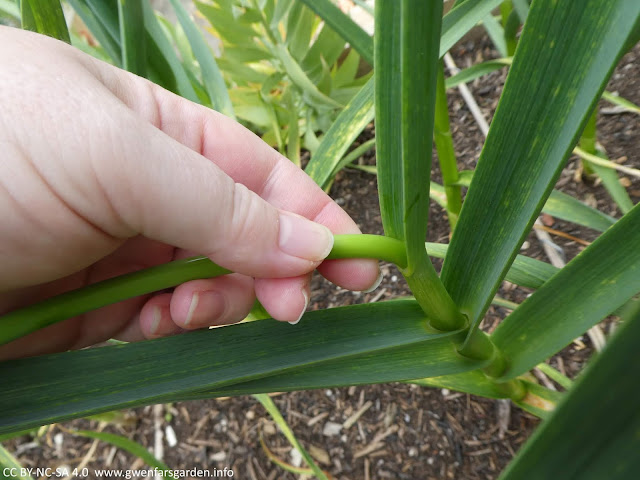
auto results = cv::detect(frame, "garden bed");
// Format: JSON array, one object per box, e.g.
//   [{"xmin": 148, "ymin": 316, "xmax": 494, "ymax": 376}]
[{"xmin": 9, "ymin": 37, "xmax": 639, "ymax": 480}]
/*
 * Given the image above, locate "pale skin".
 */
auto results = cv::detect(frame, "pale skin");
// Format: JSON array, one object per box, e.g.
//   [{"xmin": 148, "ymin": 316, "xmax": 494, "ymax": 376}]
[{"xmin": 0, "ymin": 27, "xmax": 379, "ymax": 360}]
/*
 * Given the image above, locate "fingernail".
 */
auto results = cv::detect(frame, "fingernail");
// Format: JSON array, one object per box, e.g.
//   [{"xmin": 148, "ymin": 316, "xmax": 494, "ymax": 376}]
[
  {"xmin": 184, "ymin": 292, "xmax": 199, "ymax": 327},
  {"xmin": 185, "ymin": 290, "xmax": 225, "ymax": 327},
  {"xmin": 363, "ymin": 269, "xmax": 384, "ymax": 293},
  {"xmin": 288, "ymin": 290, "xmax": 309, "ymax": 325},
  {"xmin": 279, "ymin": 212, "xmax": 334, "ymax": 262},
  {"xmin": 150, "ymin": 305, "xmax": 163, "ymax": 336}
]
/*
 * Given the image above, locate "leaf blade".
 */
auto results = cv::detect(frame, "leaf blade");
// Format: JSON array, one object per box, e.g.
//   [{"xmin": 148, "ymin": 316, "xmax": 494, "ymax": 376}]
[{"xmin": 440, "ymin": 0, "xmax": 640, "ymax": 346}]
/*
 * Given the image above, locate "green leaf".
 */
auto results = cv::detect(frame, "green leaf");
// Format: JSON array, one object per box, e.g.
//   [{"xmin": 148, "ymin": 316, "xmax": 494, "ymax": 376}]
[
  {"xmin": 0, "ymin": 444, "xmax": 33, "ymax": 480},
  {"xmin": 71, "ymin": 430, "xmax": 171, "ymax": 472},
  {"xmin": 142, "ymin": 1, "xmax": 199, "ymax": 102},
  {"xmin": 303, "ymin": 23, "xmax": 347, "ymax": 82},
  {"xmin": 275, "ymin": 44, "xmax": 343, "ymax": 109},
  {"xmin": 585, "ymin": 151, "xmax": 634, "ymax": 214},
  {"xmin": 440, "ymin": 0, "xmax": 503, "ymax": 55},
  {"xmin": 445, "ymin": 57, "xmax": 511, "ymax": 89},
  {"xmin": 455, "ymin": 170, "xmax": 616, "ymax": 232},
  {"xmin": 20, "ymin": 0, "xmax": 70, "ymax": 43},
  {"xmin": 67, "ymin": 0, "xmax": 121, "ymax": 64},
  {"xmin": 117, "ymin": 0, "xmax": 145, "ymax": 75},
  {"xmin": 84, "ymin": 0, "xmax": 120, "ymax": 47},
  {"xmin": 482, "ymin": 13, "xmax": 507, "ymax": 57},
  {"xmin": 304, "ymin": 77, "xmax": 374, "ymax": 188},
  {"xmin": 254, "ymin": 394, "xmax": 328, "ymax": 480},
  {"xmin": 0, "ymin": 300, "xmax": 482, "ymax": 435},
  {"xmin": 440, "ymin": 0, "xmax": 640, "ymax": 351},
  {"xmin": 499, "ymin": 302, "xmax": 640, "ymax": 480},
  {"xmin": 285, "ymin": 1, "xmax": 315, "ymax": 61},
  {"xmin": 511, "ymin": 0, "xmax": 530, "ymax": 24},
  {"xmin": 296, "ymin": 0, "xmax": 373, "ymax": 65},
  {"xmin": 602, "ymin": 90, "xmax": 640, "ymax": 114},
  {"xmin": 332, "ymin": 48, "xmax": 360, "ymax": 88},
  {"xmin": 170, "ymin": 0, "xmax": 235, "ymax": 118},
  {"xmin": 492, "ymin": 202, "xmax": 640, "ymax": 380},
  {"xmin": 426, "ymin": 242, "xmax": 558, "ymax": 290},
  {"xmin": 0, "ymin": 0, "xmax": 19, "ymax": 18}
]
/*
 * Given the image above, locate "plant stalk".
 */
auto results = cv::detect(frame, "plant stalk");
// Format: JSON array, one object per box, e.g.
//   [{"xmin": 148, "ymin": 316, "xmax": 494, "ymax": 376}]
[
  {"xmin": 434, "ymin": 62, "xmax": 462, "ymax": 229},
  {"xmin": 579, "ymin": 108, "xmax": 597, "ymax": 176},
  {"xmin": 0, "ymin": 234, "xmax": 406, "ymax": 346}
]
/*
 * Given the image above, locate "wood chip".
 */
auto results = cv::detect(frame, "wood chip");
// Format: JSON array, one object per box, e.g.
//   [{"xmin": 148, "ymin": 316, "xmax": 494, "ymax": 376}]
[{"xmin": 343, "ymin": 401, "xmax": 372, "ymax": 429}]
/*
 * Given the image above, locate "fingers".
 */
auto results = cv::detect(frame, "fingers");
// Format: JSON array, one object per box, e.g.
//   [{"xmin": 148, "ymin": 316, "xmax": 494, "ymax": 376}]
[
  {"xmin": 138, "ymin": 274, "xmax": 255, "ymax": 338},
  {"xmin": 255, "ymin": 276, "xmax": 312, "ymax": 324},
  {"xmin": 86, "ymin": 58, "xmax": 379, "ymax": 289}
]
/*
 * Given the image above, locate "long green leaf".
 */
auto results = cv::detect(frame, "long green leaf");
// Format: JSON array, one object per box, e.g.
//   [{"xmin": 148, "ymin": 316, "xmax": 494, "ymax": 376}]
[
  {"xmin": 117, "ymin": 0, "xmax": 145, "ymax": 75},
  {"xmin": 72, "ymin": 430, "xmax": 171, "ymax": 472},
  {"xmin": 500, "ymin": 303, "xmax": 640, "ymax": 479},
  {"xmin": 0, "ymin": 300, "xmax": 480, "ymax": 435},
  {"xmin": 169, "ymin": 0, "xmax": 235, "ymax": 118},
  {"xmin": 0, "ymin": 0, "xmax": 19, "ymax": 18},
  {"xmin": 0, "ymin": 444, "xmax": 33, "ymax": 480},
  {"xmin": 20, "ymin": 0, "xmax": 70, "ymax": 43},
  {"xmin": 493, "ymin": 202, "xmax": 640, "ymax": 380},
  {"xmin": 305, "ymin": 77, "xmax": 374, "ymax": 188},
  {"xmin": 445, "ymin": 58, "xmax": 511, "ymax": 89},
  {"xmin": 254, "ymin": 394, "xmax": 328, "ymax": 480},
  {"xmin": 602, "ymin": 90, "xmax": 640, "ymax": 114},
  {"xmin": 440, "ymin": 0, "xmax": 640, "ymax": 352},
  {"xmin": 142, "ymin": 1, "xmax": 199, "ymax": 102},
  {"xmin": 426, "ymin": 243, "xmax": 558, "ymax": 290},
  {"xmin": 440, "ymin": 0, "xmax": 502, "ymax": 55},
  {"xmin": 455, "ymin": 170, "xmax": 616, "ymax": 232},
  {"xmin": 296, "ymin": 0, "xmax": 373, "ymax": 65},
  {"xmin": 67, "ymin": 0, "xmax": 121, "ymax": 64}
]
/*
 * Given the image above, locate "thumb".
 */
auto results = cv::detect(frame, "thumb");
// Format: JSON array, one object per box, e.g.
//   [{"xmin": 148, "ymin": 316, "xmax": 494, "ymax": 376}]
[{"xmin": 95, "ymin": 91, "xmax": 334, "ymax": 279}]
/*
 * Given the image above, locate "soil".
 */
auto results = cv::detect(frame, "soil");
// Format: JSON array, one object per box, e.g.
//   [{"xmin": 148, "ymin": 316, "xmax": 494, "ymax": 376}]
[{"xmin": 6, "ymin": 38, "xmax": 639, "ymax": 480}]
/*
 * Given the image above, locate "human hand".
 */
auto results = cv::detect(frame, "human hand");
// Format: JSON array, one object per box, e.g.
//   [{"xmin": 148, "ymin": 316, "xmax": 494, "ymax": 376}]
[{"xmin": 0, "ymin": 27, "xmax": 379, "ymax": 359}]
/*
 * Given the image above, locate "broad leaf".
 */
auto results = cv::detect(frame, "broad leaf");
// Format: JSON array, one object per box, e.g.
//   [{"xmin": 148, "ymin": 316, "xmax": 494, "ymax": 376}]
[
  {"xmin": 440, "ymin": 0, "xmax": 640, "ymax": 350},
  {"xmin": 0, "ymin": 300, "xmax": 482, "ymax": 435},
  {"xmin": 493, "ymin": 202, "xmax": 640, "ymax": 380},
  {"xmin": 117, "ymin": 0, "xmax": 145, "ymax": 75},
  {"xmin": 500, "ymin": 302, "xmax": 640, "ymax": 479},
  {"xmin": 305, "ymin": 77, "xmax": 374, "ymax": 188},
  {"xmin": 20, "ymin": 0, "xmax": 70, "ymax": 43}
]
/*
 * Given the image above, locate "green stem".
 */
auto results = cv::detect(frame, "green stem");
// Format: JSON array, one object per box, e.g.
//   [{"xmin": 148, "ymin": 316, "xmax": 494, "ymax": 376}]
[
  {"xmin": 578, "ymin": 108, "xmax": 597, "ymax": 176},
  {"xmin": 0, "ymin": 235, "xmax": 406, "ymax": 346},
  {"xmin": 434, "ymin": 62, "xmax": 462, "ymax": 229}
]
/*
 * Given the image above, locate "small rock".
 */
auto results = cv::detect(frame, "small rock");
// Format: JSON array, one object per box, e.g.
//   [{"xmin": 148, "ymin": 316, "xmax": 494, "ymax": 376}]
[
  {"xmin": 322, "ymin": 421, "xmax": 343, "ymax": 437},
  {"xmin": 210, "ymin": 451, "xmax": 226, "ymax": 462},
  {"xmin": 165, "ymin": 425, "xmax": 177, "ymax": 447},
  {"xmin": 290, "ymin": 448, "xmax": 303, "ymax": 467}
]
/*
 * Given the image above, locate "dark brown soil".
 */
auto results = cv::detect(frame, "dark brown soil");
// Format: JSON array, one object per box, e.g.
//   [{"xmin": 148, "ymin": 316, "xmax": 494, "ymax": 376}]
[{"xmin": 6, "ymin": 38, "xmax": 639, "ymax": 480}]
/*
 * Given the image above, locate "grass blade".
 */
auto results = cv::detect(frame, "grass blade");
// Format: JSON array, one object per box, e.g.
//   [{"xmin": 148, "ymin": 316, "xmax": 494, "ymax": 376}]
[
  {"xmin": 117, "ymin": 0, "xmax": 145, "ymax": 75},
  {"xmin": 20, "ymin": 0, "xmax": 70, "ymax": 43},
  {"xmin": 492, "ymin": 202, "xmax": 640, "ymax": 380},
  {"xmin": 305, "ymin": 77, "xmax": 374, "ymax": 188},
  {"xmin": 445, "ymin": 57, "xmax": 511, "ymax": 89},
  {"xmin": 169, "ymin": 0, "xmax": 235, "ymax": 118},
  {"xmin": 71, "ymin": 430, "xmax": 170, "ymax": 472},
  {"xmin": 67, "ymin": 0, "xmax": 121, "ymax": 64},
  {"xmin": 0, "ymin": 300, "xmax": 481, "ymax": 435},
  {"xmin": 254, "ymin": 394, "xmax": 328, "ymax": 480},
  {"xmin": 0, "ymin": 444, "xmax": 33, "ymax": 480},
  {"xmin": 482, "ymin": 13, "xmax": 507, "ymax": 57},
  {"xmin": 499, "ymin": 303, "xmax": 640, "ymax": 480},
  {"xmin": 142, "ymin": 0, "xmax": 199, "ymax": 102},
  {"xmin": 440, "ymin": 0, "xmax": 640, "ymax": 353},
  {"xmin": 441, "ymin": 0, "xmax": 502, "ymax": 55},
  {"xmin": 602, "ymin": 90, "xmax": 640, "ymax": 114}
]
